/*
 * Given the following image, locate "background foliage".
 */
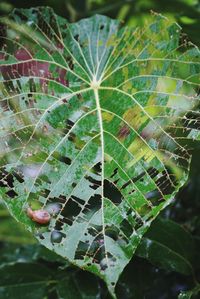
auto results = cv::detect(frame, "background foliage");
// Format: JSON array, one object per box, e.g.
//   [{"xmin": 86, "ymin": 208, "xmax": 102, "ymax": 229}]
[{"xmin": 0, "ymin": 1, "xmax": 200, "ymax": 299}]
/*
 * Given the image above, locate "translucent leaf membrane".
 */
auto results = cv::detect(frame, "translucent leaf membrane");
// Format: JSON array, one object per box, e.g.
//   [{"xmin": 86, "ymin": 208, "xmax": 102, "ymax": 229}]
[{"xmin": 0, "ymin": 7, "xmax": 200, "ymax": 297}]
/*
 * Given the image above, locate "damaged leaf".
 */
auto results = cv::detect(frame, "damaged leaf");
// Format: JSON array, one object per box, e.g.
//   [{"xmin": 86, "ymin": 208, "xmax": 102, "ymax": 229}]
[{"xmin": 0, "ymin": 7, "xmax": 200, "ymax": 297}]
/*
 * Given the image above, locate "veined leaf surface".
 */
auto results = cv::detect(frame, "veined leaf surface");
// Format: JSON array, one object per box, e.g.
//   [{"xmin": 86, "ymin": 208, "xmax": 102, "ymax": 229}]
[{"xmin": 0, "ymin": 7, "xmax": 200, "ymax": 297}]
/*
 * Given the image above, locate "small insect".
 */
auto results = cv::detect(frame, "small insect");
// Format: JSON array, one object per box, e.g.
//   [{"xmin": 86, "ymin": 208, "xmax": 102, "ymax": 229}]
[{"xmin": 27, "ymin": 207, "xmax": 51, "ymax": 224}]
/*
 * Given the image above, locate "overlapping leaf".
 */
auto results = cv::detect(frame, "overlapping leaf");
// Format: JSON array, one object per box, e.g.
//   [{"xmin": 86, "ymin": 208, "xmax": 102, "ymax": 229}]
[{"xmin": 0, "ymin": 7, "xmax": 200, "ymax": 297}]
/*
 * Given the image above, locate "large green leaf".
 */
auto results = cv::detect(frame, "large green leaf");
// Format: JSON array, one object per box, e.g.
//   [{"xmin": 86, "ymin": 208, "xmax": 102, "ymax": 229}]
[
  {"xmin": 0, "ymin": 262, "xmax": 101, "ymax": 299},
  {"xmin": 136, "ymin": 218, "xmax": 195, "ymax": 275},
  {"xmin": 56, "ymin": 271, "xmax": 101, "ymax": 299},
  {"xmin": 0, "ymin": 7, "xmax": 200, "ymax": 296},
  {"xmin": 0, "ymin": 263, "xmax": 54, "ymax": 299}
]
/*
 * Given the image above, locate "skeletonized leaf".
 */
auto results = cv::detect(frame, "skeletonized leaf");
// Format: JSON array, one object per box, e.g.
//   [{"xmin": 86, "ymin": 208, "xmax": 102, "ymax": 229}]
[{"xmin": 0, "ymin": 7, "xmax": 200, "ymax": 296}]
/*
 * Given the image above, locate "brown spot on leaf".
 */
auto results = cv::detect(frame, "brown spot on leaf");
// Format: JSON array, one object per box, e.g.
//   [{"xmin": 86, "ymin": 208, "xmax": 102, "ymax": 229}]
[{"xmin": 118, "ymin": 125, "xmax": 130, "ymax": 139}]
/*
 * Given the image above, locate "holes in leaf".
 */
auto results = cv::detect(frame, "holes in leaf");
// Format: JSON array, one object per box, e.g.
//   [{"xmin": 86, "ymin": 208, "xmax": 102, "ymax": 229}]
[
  {"xmin": 91, "ymin": 237, "xmax": 104, "ymax": 262},
  {"xmin": 121, "ymin": 171, "xmax": 146, "ymax": 191},
  {"xmin": 86, "ymin": 175, "xmax": 101, "ymax": 190},
  {"xmin": 71, "ymin": 195, "xmax": 85, "ymax": 206},
  {"xmin": 0, "ymin": 169, "xmax": 24, "ymax": 197},
  {"xmin": 155, "ymin": 169, "xmax": 177, "ymax": 195},
  {"xmin": 82, "ymin": 194, "xmax": 101, "ymax": 220},
  {"xmin": 60, "ymin": 196, "xmax": 83, "ymax": 225},
  {"xmin": 0, "ymin": 170, "xmax": 14, "ymax": 188},
  {"xmin": 75, "ymin": 231, "xmax": 105, "ymax": 262},
  {"xmin": 93, "ymin": 162, "xmax": 101, "ymax": 174},
  {"xmin": 65, "ymin": 56, "xmax": 74, "ymax": 70},
  {"xmin": 37, "ymin": 233, "xmax": 45, "ymax": 240},
  {"xmin": 148, "ymin": 167, "xmax": 159, "ymax": 179},
  {"xmin": 145, "ymin": 190, "xmax": 164, "ymax": 206},
  {"xmin": 25, "ymin": 95, "xmax": 37, "ymax": 110},
  {"xmin": 13, "ymin": 171, "xmax": 24, "ymax": 183},
  {"xmin": 75, "ymin": 241, "xmax": 90, "ymax": 260},
  {"xmin": 6, "ymin": 189, "xmax": 18, "ymax": 198},
  {"xmin": 68, "ymin": 132, "xmax": 76, "ymax": 142},
  {"xmin": 121, "ymin": 180, "xmax": 131, "ymax": 190},
  {"xmin": 88, "ymin": 225, "xmax": 102, "ymax": 237},
  {"xmin": 48, "ymin": 195, "xmax": 66, "ymax": 206},
  {"xmin": 104, "ymin": 179, "xmax": 122, "ymax": 205},
  {"xmin": 100, "ymin": 260, "xmax": 108, "ymax": 271},
  {"xmin": 120, "ymin": 219, "xmax": 133, "ymax": 238},
  {"xmin": 100, "ymin": 253, "xmax": 117, "ymax": 271},
  {"xmin": 105, "ymin": 225, "xmax": 119, "ymax": 241},
  {"xmin": 74, "ymin": 34, "xmax": 79, "ymax": 41},
  {"xmin": 110, "ymin": 168, "xmax": 118, "ymax": 178},
  {"xmin": 41, "ymin": 189, "xmax": 50, "ymax": 198},
  {"xmin": 128, "ymin": 189, "xmax": 135, "ymax": 196},
  {"xmin": 59, "ymin": 156, "xmax": 72, "ymax": 165},
  {"xmin": 64, "ymin": 119, "xmax": 75, "ymax": 134},
  {"xmin": 54, "ymin": 219, "xmax": 64, "ymax": 231},
  {"xmin": 183, "ymin": 112, "xmax": 200, "ymax": 130},
  {"xmin": 135, "ymin": 215, "xmax": 145, "ymax": 230},
  {"xmin": 29, "ymin": 78, "xmax": 36, "ymax": 93},
  {"xmin": 178, "ymin": 32, "xmax": 189, "ymax": 48}
]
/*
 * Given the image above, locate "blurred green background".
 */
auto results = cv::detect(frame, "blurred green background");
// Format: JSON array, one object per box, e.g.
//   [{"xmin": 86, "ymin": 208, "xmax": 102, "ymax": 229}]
[
  {"xmin": 0, "ymin": 0, "xmax": 200, "ymax": 46},
  {"xmin": 0, "ymin": 1, "xmax": 200, "ymax": 299}
]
